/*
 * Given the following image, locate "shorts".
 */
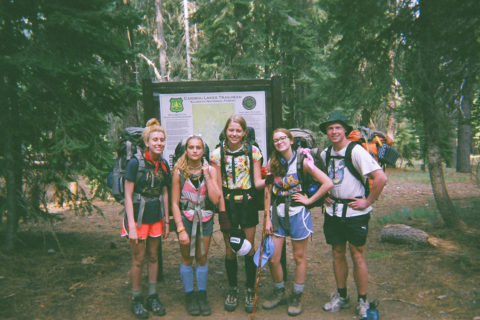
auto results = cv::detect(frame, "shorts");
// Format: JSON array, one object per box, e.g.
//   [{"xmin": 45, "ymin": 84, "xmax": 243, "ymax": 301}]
[
  {"xmin": 323, "ymin": 213, "xmax": 370, "ymax": 247},
  {"xmin": 121, "ymin": 219, "xmax": 164, "ymax": 240},
  {"xmin": 181, "ymin": 215, "xmax": 214, "ymax": 237},
  {"xmin": 225, "ymin": 198, "xmax": 259, "ymax": 229},
  {"xmin": 273, "ymin": 207, "xmax": 313, "ymax": 241}
]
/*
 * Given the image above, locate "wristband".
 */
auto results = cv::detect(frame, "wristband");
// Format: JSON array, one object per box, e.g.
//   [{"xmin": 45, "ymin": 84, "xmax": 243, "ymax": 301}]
[{"xmin": 177, "ymin": 226, "xmax": 185, "ymax": 233}]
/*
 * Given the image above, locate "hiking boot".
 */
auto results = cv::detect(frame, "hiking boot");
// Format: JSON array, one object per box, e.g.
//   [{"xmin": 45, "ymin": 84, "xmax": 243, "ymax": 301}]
[
  {"xmin": 146, "ymin": 293, "xmax": 166, "ymax": 316},
  {"xmin": 356, "ymin": 298, "xmax": 369, "ymax": 320},
  {"xmin": 197, "ymin": 290, "xmax": 211, "ymax": 316},
  {"xmin": 262, "ymin": 287, "xmax": 286, "ymax": 310},
  {"xmin": 287, "ymin": 292, "xmax": 302, "ymax": 317},
  {"xmin": 322, "ymin": 292, "xmax": 351, "ymax": 312},
  {"xmin": 185, "ymin": 291, "xmax": 200, "ymax": 316},
  {"xmin": 224, "ymin": 287, "xmax": 239, "ymax": 312},
  {"xmin": 244, "ymin": 287, "xmax": 255, "ymax": 313},
  {"xmin": 131, "ymin": 295, "xmax": 149, "ymax": 319}
]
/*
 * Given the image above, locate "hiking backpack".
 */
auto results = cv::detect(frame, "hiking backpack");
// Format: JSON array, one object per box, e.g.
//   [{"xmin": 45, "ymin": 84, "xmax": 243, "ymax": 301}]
[
  {"xmin": 109, "ymin": 127, "xmax": 170, "ymax": 203},
  {"xmin": 324, "ymin": 126, "xmax": 398, "ymax": 197},
  {"xmin": 347, "ymin": 126, "xmax": 400, "ymax": 167},
  {"xmin": 218, "ymin": 126, "xmax": 264, "ymax": 211},
  {"xmin": 289, "ymin": 128, "xmax": 327, "ymax": 208}
]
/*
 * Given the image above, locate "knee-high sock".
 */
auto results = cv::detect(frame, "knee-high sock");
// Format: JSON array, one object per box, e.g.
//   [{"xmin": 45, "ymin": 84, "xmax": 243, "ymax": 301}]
[
  {"xmin": 196, "ymin": 264, "xmax": 209, "ymax": 291},
  {"xmin": 180, "ymin": 263, "xmax": 194, "ymax": 293},
  {"xmin": 225, "ymin": 258, "xmax": 238, "ymax": 288},
  {"xmin": 244, "ymin": 255, "xmax": 256, "ymax": 289}
]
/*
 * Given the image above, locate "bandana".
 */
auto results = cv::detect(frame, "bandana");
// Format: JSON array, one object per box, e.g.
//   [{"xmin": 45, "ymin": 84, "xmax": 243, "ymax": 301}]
[{"xmin": 144, "ymin": 151, "xmax": 167, "ymax": 175}]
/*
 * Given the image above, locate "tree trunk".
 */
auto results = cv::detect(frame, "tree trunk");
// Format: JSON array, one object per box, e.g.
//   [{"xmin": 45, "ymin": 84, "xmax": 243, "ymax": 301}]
[
  {"xmin": 183, "ymin": 0, "xmax": 191, "ymax": 80},
  {"xmin": 387, "ymin": 47, "xmax": 397, "ymax": 140},
  {"xmin": 4, "ymin": 129, "xmax": 19, "ymax": 251},
  {"xmin": 155, "ymin": 0, "xmax": 168, "ymax": 81},
  {"xmin": 425, "ymin": 140, "xmax": 466, "ymax": 229},
  {"xmin": 456, "ymin": 65, "xmax": 473, "ymax": 173}
]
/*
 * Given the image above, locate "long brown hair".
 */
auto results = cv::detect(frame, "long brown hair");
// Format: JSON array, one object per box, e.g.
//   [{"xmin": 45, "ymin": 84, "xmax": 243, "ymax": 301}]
[{"xmin": 269, "ymin": 128, "xmax": 294, "ymax": 177}]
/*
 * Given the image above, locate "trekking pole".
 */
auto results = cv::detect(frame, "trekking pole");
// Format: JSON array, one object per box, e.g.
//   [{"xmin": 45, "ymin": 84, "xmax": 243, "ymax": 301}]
[{"xmin": 251, "ymin": 174, "xmax": 273, "ymax": 320}]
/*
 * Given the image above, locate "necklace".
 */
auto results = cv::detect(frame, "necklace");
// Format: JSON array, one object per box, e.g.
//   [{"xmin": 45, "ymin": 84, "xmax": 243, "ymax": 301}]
[{"xmin": 188, "ymin": 164, "xmax": 202, "ymax": 171}]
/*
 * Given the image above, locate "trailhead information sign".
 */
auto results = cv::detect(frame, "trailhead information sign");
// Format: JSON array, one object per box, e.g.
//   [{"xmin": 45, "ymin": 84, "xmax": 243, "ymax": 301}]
[{"xmin": 158, "ymin": 91, "xmax": 267, "ymax": 166}]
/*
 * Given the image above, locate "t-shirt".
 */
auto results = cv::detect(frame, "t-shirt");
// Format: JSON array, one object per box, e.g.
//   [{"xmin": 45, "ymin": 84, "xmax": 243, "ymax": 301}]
[
  {"xmin": 271, "ymin": 152, "xmax": 304, "ymax": 217},
  {"xmin": 210, "ymin": 144, "xmax": 262, "ymax": 190},
  {"xmin": 125, "ymin": 157, "xmax": 169, "ymax": 223},
  {"xmin": 321, "ymin": 143, "xmax": 381, "ymax": 218}
]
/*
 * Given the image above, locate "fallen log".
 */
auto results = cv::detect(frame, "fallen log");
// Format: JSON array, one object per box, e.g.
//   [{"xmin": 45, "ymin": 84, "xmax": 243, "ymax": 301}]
[
  {"xmin": 380, "ymin": 224, "xmax": 430, "ymax": 245},
  {"xmin": 380, "ymin": 224, "xmax": 460, "ymax": 253}
]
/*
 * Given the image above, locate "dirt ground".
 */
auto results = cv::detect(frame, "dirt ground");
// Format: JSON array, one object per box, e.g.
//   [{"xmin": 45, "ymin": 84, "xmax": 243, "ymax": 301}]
[{"xmin": 1, "ymin": 168, "xmax": 480, "ymax": 320}]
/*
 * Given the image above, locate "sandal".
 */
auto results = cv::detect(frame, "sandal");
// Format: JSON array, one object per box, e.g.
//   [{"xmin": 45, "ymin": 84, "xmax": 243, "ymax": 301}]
[
  {"xmin": 146, "ymin": 293, "xmax": 166, "ymax": 316},
  {"xmin": 131, "ymin": 295, "xmax": 149, "ymax": 319}
]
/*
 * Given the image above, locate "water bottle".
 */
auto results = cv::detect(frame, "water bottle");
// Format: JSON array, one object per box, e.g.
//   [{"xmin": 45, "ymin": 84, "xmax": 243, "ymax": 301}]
[
  {"xmin": 307, "ymin": 183, "xmax": 318, "ymax": 195},
  {"xmin": 367, "ymin": 300, "xmax": 379, "ymax": 320}
]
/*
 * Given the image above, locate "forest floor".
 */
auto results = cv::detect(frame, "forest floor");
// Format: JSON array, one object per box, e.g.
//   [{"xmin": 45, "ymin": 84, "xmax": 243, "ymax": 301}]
[{"xmin": 1, "ymin": 168, "xmax": 480, "ymax": 320}]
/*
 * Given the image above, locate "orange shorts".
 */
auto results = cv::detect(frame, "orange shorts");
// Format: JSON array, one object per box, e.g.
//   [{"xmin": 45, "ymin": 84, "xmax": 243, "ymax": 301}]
[{"xmin": 121, "ymin": 219, "xmax": 164, "ymax": 240}]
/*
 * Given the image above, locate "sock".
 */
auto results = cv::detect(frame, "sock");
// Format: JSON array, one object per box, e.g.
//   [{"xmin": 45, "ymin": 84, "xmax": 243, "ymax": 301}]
[
  {"xmin": 244, "ymin": 255, "xmax": 256, "ymax": 289},
  {"xmin": 358, "ymin": 294, "xmax": 367, "ymax": 302},
  {"xmin": 225, "ymin": 258, "xmax": 238, "ymax": 288},
  {"xmin": 293, "ymin": 282, "xmax": 305, "ymax": 294},
  {"xmin": 148, "ymin": 282, "xmax": 157, "ymax": 296},
  {"xmin": 196, "ymin": 264, "xmax": 209, "ymax": 292},
  {"xmin": 338, "ymin": 287, "xmax": 347, "ymax": 298},
  {"xmin": 132, "ymin": 289, "xmax": 142, "ymax": 298},
  {"xmin": 180, "ymin": 263, "xmax": 194, "ymax": 293},
  {"xmin": 274, "ymin": 281, "xmax": 285, "ymax": 290}
]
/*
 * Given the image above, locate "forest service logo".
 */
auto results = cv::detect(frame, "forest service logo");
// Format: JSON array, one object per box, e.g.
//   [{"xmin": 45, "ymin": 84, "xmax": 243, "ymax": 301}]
[
  {"xmin": 170, "ymin": 98, "xmax": 184, "ymax": 113},
  {"xmin": 242, "ymin": 96, "xmax": 256, "ymax": 110}
]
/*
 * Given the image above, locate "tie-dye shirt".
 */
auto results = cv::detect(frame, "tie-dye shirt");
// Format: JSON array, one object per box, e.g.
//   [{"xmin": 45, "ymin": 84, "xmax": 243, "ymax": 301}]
[{"xmin": 211, "ymin": 144, "xmax": 262, "ymax": 190}]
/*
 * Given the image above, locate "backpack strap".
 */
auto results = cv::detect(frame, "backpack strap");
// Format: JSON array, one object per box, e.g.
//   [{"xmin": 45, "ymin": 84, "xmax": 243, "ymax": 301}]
[
  {"xmin": 247, "ymin": 142, "xmax": 255, "ymax": 189},
  {"xmin": 344, "ymin": 143, "xmax": 369, "ymax": 196},
  {"xmin": 296, "ymin": 151, "xmax": 306, "ymax": 191}
]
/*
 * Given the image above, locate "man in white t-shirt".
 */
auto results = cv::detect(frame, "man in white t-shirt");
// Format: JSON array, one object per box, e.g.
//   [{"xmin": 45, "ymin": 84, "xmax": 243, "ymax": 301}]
[{"xmin": 319, "ymin": 112, "xmax": 387, "ymax": 320}]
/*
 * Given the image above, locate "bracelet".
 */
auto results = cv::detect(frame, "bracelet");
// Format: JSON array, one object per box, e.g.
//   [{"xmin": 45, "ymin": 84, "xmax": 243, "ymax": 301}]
[{"xmin": 177, "ymin": 226, "xmax": 185, "ymax": 233}]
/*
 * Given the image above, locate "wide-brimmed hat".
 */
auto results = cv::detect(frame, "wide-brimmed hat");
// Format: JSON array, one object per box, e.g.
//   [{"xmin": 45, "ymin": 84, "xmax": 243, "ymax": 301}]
[
  {"xmin": 319, "ymin": 112, "xmax": 353, "ymax": 134},
  {"xmin": 254, "ymin": 235, "xmax": 275, "ymax": 268},
  {"xmin": 229, "ymin": 229, "xmax": 252, "ymax": 256}
]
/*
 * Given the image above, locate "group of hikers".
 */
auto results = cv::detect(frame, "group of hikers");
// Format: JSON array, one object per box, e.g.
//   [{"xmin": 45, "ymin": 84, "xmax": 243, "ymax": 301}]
[{"xmin": 121, "ymin": 112, "xmax": 388, "ymax": 319}]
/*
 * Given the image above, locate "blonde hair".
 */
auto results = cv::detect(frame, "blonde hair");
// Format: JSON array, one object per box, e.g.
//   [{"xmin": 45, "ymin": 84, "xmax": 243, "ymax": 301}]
[
  {"xmin": 173, "ymin": 136, "xmax": 205, "ymax": 180},
  {"xmin": 142, "ymin": 118, "xmax": 166, "ymax": 148}
]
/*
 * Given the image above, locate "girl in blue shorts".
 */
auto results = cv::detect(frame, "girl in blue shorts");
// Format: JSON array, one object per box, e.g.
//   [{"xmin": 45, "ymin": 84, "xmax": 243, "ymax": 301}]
[
  {"xmin": 171, "ymin": 135, "xmax": 221, "ymax": 316},
  {"xmin": 262, "ymin": 128, "xmax": 333, "ymax": 316}
]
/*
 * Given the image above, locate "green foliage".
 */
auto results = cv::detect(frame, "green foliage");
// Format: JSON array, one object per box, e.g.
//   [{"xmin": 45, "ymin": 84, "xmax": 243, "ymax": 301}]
[
  {"xmin": 193, "ymin": 0, "xmax": 325, "ymax": 128},
  {"xmin": 394, "ymin": 121, "xmax": 420, "ymax": 167},
  {"xmin": 379, "ymin": 206, "xmax": 438, "ymax": 225},
  {"xmin": 0, "ymin": 0, "xmax": 141, "ymax": 222}
]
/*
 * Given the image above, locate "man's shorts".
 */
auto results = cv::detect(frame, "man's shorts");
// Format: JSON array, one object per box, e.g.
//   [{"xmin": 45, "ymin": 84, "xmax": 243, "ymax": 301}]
[
  {"xmin": 273, "ymin": 207, "xmax": 314, "ymax": 241},
  {"xmin": 121, "ymin": 219, "xmax": 164, "ymax": 240},
  {"xmin": 181, "ymin": 215, "xmax": 214, "ymax": 237},
  {"xmin": 323, "ymin": 213, "xmax": 370, "ymax": 247}
]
